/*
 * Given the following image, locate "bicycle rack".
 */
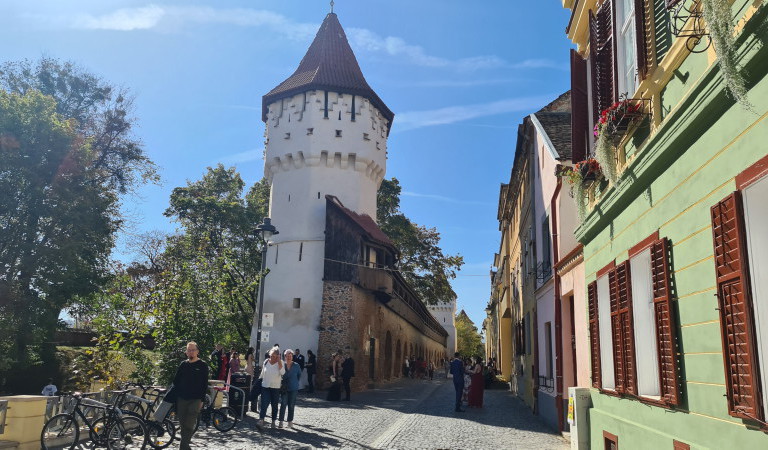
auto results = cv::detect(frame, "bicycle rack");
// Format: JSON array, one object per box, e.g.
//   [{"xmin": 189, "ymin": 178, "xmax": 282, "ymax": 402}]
[
  {"xmin": 219, "ymin": 383, "xmax": 246, "ymax": 419},
  {"xmin": 0, "ymin": 399, "xmax": 8, "ymax": 434}
]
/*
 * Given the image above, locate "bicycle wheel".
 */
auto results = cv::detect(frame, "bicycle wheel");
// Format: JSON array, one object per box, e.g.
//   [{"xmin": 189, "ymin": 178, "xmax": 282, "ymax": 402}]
[
  {"xmin": 90, "ymin": 417, "xmax": 109, "ymax": 446},
  {"xmin": 212, "ymin": 406, "xmax": 238, "ymax": 432},
  {"xmin": 106, "ymin": 415, "xmax": 147, "ymax": 450},
  {"xmin": 120, "ymin": 401, "xmax": 145, "ymax": 417},
  {"xmin": 41, "ymin": 413, "xmax": 79, "ymax": 450},
  {"xmin": 146, "ymin": 419, "xmax": 175, "ymax": 449}
]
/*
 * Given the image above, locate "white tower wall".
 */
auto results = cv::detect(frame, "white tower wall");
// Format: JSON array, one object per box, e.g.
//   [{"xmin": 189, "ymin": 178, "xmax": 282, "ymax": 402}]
[{"xmin": 250, "ymin": 90, "xmax": 390, "ymax": 354}]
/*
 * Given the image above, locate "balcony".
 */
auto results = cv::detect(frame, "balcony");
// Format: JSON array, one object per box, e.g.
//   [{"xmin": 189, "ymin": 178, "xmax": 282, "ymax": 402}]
[{"xmin": 357, "ymin": 265, "xmax": 393, "ymax": 294}]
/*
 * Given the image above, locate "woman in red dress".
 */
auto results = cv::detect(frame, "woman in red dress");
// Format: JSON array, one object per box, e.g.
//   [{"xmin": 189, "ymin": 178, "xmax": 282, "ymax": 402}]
[{"xmin": 467, "ymin": 357, "xmax": 484, "ymax": 408}]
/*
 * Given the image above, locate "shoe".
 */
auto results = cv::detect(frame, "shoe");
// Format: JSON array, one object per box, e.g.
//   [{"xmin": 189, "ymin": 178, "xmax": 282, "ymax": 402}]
[
  {"xmin": 271, "ymin": 421, "xmax": 276, "ymax": 429},
  {"xmin": 256, "ymin": 419, "xmax": 265, "ymax": 428},
  {"xmin": 278, "ymin": 421, "xmax": 283, "ymax": 428},
  {"xmin": 287, "ymin": 422, "xmax": 293, "ymax": 429}
]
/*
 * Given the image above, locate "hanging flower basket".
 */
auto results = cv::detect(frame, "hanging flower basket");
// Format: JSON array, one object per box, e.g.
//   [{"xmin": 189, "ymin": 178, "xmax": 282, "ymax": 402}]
[
  {"xmin": 593, "ymin": 97, "xmax": 647, "ymax": 145},
  {"xmin": 557, "ymin": 159, "xmax": 603, "ymax": 220}
]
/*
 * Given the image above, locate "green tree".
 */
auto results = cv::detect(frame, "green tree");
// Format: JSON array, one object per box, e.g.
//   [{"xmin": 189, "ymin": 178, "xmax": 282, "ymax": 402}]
[
  {"xmin": 0, "ymin": 58, "xmax": 156, "ymax": 393},
  {"xmin": 377, "ymin": 178, "xmax": 463, "ymax": 305},
  {"xmin": 456, "ymin": 310, "xmax": 484, "ymax": 358}
]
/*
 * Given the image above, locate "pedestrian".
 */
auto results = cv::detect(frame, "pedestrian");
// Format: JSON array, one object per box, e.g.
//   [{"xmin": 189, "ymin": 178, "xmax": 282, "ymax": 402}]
[
  {"xmin": 409, "ymin": 356, "xmax": 416, "ymax": 378},
  {"xmin": 326, "ymin": 352, "xmax": 342, "ymax": 401},
  {"xmin": 403, "ymin": 357, "xmax": 410, "ymax": 377},
  {"xmin": 229, "ymin": 350, "xmax": 241, "ymax": 374},
  {"xmin": 428, "ymin": 361, "xmax": 434, "ymax": 380},
  {"xmin": 41, "ymin": 378, "xmax": 58, "ymax": 396},
  {"xmin": 341, "ymin": 352, "xmax": 355, "ymax": 401},
  {"xmin": 218, "ymin": 348, "xmax": 230, "ymax": 381},
  {"xmin": 305, "ymin": 350, "xmax": 316, "ymax": 393},
  {"xmin": 467, "ymin": 357, "xmax": 484, "ymax": 408},
  {"xmin": 245, "ymin": 347, "xmax": 255, "ymax": 377},
  {"xmin": 211, "ymin": 344, "xmax": 224, "ymax": 380},
  {"xmin": 449, "ymin": 353, "xmax": 465, "ymax": 412},
  {"xmin": 258, "ymin": 348, "xmax": 285, "ymax": 428},
  {"xmin": 462, "ymin": 358, "xmax": 472, "ymax": 403},
  {"xmin": 279, "ymin": 349, "xmax": 301, "ymax": 429},
  {"xmin": 174, "ymin": 342, "xmax": 209, "ymax": 450},
  {"xmin": 294, "ymin": 348, "xmax": 306, "ymax": 391}
]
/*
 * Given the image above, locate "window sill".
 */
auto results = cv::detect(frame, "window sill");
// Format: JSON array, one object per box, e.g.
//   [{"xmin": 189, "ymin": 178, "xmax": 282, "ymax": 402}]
[{"xmin": 597, "ymin": 388, "xmax": 677, "ymax": 409}]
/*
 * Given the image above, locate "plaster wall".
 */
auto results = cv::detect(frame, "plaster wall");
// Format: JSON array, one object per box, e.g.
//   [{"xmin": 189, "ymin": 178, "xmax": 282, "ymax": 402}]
[
  {"xmin": 578, "ymin": 4, "xmax": 768, "ymax": 447},
  {"xmin": 251, "ymin": 90, "xmax": 390, "ymax": 354}
]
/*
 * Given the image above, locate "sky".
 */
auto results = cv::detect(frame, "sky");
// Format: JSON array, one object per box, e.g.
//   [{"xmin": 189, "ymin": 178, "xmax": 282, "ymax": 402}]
[{"xmin": 0, "ymin": 1, "xmax": 573, "ymax": 332}]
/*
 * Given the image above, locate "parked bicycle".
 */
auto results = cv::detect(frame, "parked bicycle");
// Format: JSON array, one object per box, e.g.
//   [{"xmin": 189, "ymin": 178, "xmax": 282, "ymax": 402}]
[
  {"xmin": 169, "ymin": 386, "xmax": 238, "ymax": 433},
  {"xmin": 40, "ymin": 392, "xmax": 147, "ymax": 450},
  {"xmin": 113, "ymin": 386, "xmax": 176, "ymax": 449}
]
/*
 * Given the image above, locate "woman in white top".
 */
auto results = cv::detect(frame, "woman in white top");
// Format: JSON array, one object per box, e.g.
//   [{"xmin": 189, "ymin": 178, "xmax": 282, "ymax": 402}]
[
  {"xmin": 245, "ymin": 347, "xmax": 255, "ymax": 377},
  {"xmin": 258, "ymin": 348, "xmax": 285, "ymax": 427}
]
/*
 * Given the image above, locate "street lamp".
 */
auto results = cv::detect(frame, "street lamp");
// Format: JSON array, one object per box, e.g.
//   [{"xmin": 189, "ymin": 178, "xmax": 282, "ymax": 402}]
[{"xmin": 254, "ymin": 217, "xmax": 278, "ymax": 362}]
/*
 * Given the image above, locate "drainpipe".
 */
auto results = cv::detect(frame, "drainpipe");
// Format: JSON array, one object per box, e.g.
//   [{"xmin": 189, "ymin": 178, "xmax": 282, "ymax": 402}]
[{"xmin": 551, "ymin": 168, "xmax": 564, "ymax": 432}]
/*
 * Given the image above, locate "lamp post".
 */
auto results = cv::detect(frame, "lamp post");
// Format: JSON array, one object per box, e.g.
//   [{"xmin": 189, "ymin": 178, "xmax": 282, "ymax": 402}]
[{"xmin": 254, "ymin": 217, "xmax": 278, "ymax": 362}]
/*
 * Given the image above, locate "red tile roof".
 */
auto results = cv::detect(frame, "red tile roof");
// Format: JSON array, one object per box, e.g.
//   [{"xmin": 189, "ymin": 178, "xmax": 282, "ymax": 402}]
[
  {"xmin": 262, "ymin": 13, "xmax": 394, "ymax": 126},
  {"xmin": 326, "ymin": 195, "xmax": 396, "ymax": 250}
]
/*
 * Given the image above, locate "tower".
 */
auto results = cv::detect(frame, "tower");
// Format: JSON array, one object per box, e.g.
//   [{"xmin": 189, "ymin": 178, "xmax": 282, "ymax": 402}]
[{"xmin": 250, "ymin": 12, "xmax": 394, "ymax": 354}]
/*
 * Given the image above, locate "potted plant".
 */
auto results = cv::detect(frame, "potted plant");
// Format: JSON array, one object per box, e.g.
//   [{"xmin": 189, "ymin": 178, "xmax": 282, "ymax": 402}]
[
  {"xmin": 558, "ymin": 159, "xmax": 603, "ymax": 220},
  {"xmin": 592, "ymin": 96, "xmax": 644, "ymax": 184}
]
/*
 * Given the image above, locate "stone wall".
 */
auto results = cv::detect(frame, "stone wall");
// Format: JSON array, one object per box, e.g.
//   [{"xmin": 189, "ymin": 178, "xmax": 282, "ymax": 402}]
[{"xmin": 317, "ymin": 281, "xmax": 447, "ymax": 393}]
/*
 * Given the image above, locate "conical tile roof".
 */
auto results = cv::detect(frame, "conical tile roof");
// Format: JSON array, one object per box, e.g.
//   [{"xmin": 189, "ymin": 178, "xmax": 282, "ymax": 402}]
[{"xmin": 262, "ymin": 13, "xmax": 394, "ymax": 126}]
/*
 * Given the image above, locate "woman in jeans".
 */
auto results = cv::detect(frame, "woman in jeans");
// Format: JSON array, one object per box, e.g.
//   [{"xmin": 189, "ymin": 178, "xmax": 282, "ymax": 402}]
[
  {"xmin": 279, "ymin": 349, "xmax": 301, "ymax": 428},
  {"xmin": 258, "ymin": 348, "xmax": 284, "ymax": 428}
]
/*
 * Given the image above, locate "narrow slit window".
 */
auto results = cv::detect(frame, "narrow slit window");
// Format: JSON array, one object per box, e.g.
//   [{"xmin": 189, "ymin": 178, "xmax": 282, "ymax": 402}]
[
  {"xmin": 299, "ymin": 242, "xmax": 303, "ymax": 261},
  {"xmin": 323, "ymin": 91, "xmax": 329, "ymax": 118},
  {"xmin": 275, "ymin": 245, "xmax": 279, "ymax": 264},
  {"xmin": 307, "ymin": 128, "xmax": 314, "ymax": 135},
  {"xmin": 288, "ymin": 194, "xmax": 291, "ymax": 202},
  {"xmin": 293, "ymin": 298, "xmax": 301, "ymax": 309},
  {"xmin": 317, "ymin": 192, "xmax": 321, "ymax": 199},
  {"xmin": 351, "ymin": 95, "xmax": 356, "ymax": 122},
  {"xmin": 338, "ymin": 110, "xmax": 342, "ymax": 120},
  {"xmin": 363, "ymin": 133, "xmax": 370, "ymax": 141}
]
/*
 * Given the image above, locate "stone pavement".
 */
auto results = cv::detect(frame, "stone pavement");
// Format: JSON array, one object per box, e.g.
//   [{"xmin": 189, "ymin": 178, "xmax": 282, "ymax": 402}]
[{"xmin": 191, "ymin": 376, "xmax": 569, "ymax": 449}]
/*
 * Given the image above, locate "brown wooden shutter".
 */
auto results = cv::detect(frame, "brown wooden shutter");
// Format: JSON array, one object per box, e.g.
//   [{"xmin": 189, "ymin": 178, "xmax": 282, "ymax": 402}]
[
  {"xmin": 609, "ymin": 261, "xmax": 637, "ymax": 395},
  {"xmin": 571, "ymin": 49, "xmax": 589, "ymax": 163},
  {"xmin": 588, "ymin": 281, "xmax": 601, "ymax": 388},
  {"xmin": 711, "ymin": 192, "xmax": 764, "ymax": 420},
  {"xmin": 589, "ymin": 1, "xmax": 617, "ymax": 125},
  {"xmin": 634, "ymin": 0, "xmax": 650, "ymax": 79},
  {"xmin": 650, "ymin": 238, "xmax": 681, "ymax": 406}
]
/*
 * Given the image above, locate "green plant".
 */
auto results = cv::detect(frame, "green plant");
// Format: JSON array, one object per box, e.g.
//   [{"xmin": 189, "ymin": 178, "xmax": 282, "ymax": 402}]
[
  {"xmin": 701, "ymin": 0, "xmax": 752, "ymax": 110},
  {"xmin": 558, "ymin": 159, "xmax": 602, "ymax": 221}
]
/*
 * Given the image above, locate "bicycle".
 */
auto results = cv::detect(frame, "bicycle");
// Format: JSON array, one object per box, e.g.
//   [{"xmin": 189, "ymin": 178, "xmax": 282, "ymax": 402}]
[
  {"xmin": 114, "ymin": 386, "xmax": 177, "ymax": 449},
  {"xmin": 40, "ymin": 393, "xmax": 147, "ymax": 450},
  {"xmin": 168, "ymin": 387, "xmax": 238, "ymax": 433}
]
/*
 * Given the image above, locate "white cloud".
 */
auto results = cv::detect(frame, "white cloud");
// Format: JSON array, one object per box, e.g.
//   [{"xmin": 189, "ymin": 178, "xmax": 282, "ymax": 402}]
[
  {"xmin": 74, "ymin": 5, "xmax": 165, "ymax": 31},
  {"xmin": 395, "ymin": 95, "xmax": 556, "ymax": 131}
]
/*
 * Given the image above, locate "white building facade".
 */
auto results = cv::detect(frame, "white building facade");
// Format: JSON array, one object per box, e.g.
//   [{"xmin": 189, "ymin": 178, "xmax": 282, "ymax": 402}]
[
  {"xmin": 249, "ymin": 12, "xmax": 394, "ymax": 355},
  {"xmin": 427, "ymin": 299, "xmax": 457, "ymax": 356}
]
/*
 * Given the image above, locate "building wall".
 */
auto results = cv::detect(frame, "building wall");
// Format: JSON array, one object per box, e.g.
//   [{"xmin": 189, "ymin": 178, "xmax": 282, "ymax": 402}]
[
  {"xmin": 427, "ymin": 301, "xmax": 457, "ymax": 355},
  {"xmin": 571, "ymin": 1, "xmax": 768, "ymax": 447},
  {"xmin": 318, "ymin": 281, "xmax": 447, "ymax": 392},
  {"xmin": 252, "ymin": 90, "xmax": 389, "ymax": 353}
]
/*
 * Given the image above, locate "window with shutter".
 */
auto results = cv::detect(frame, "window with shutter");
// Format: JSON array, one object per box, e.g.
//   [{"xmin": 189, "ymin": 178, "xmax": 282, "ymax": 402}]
[
  {"xmin": 711, "ymin": 192, "xmax": 763, "ymax": 420},
  {"xmin": 609, "ymin": 261, "xmax": 638, "ymax": 395},
  {"xmin": 588, "ymin": 281, "xmax": 602, "ymax": 388},
  {"xmin": 570, "ymin": 49, "xmax": 590, "ymax": 163},
  {"xmin": 650, "ymin": 238, "xmax": 681, "ymax": 406},
  {"xmin": 589, "ymin": 2, "xmax": 617, "ymax": 125},
  {"xmin": 634, "ymin": 0, "xmax": 650, "ymax": 79},
  {"xmin": 598, "ymin": 273, "xmax": 616, "ymax": 390}
]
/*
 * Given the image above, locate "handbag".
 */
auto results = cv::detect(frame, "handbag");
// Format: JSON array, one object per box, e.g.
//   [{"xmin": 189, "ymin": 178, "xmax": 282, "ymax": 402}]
[
  {"xmin": 162, "ymin": 385, "xmax": 178, "ymax": 404},
  {"xmin": 330, "ymin": 376, "xmax": 336, "ymax": 383}
]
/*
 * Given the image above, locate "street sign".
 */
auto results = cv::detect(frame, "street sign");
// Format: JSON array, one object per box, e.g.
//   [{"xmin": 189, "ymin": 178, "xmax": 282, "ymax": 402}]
[
  {"xmin": 262, "ymin": 313, "xmax": 274, "ymax": 327},
  {"xmin": 261, "ymin": 331, "xmax": 270, "ymax": 342}
]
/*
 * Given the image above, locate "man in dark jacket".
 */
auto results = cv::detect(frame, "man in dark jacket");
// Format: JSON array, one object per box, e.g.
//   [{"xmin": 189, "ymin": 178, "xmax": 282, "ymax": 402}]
[
  {"xmin": 449, "ymin": 352, "xmax": 465, "ymax": 412},
  {"xmin": 340, "ymin": 352, "xmax": 355, "ymax": 401},
  {"xmin": 175, "ymin": 342, "xmax": 209, "ymax": 450}
]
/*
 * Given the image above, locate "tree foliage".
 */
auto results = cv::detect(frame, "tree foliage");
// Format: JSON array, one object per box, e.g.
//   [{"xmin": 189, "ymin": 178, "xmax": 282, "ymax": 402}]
[
  {"xmin": 456, "ymin": 311, "xmax": 484, "ymax": 358},
  {"xmin": 0, "ymin": 58, "xmax": 156, "ymax": 392},
  {"xmin": 377, "ymin": 178, "xmax": 463, "ymax": 305}
]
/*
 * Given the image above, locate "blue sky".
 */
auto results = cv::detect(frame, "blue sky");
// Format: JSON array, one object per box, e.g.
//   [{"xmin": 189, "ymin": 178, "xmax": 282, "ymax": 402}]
[{"xmin": 0, "ymin": 1, "xmax": 572, "ymax": 330}]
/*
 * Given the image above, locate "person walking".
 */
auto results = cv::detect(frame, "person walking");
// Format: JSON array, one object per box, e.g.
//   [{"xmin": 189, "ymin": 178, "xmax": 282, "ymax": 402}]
[
  {"xmin": 278, "ymin": 349, "xmax": 301, "ymax": 429},
  {"xmin": 211, "ymin": 344, "xmax": 224, "ymax": 381},
  {"xmin": 294, "ymin": 348, "xmax": 306, "ymax": 392},
  {"xmin": 258, "ymin": 348, "xmax": 285, "ymax": 428},
  {"xmin": 229, "ymin": 350, "xmax": 241, "ymax": 374},
  {"xmin": 449, "ymin": 352, "xmax": 465, "ymax": 412},
  {"xmin": 326, "ymin": 352, "xmax": 342, "ymax": 401},
  {"xmin": 305, "ymin": 350, "xmax": 316, "ymax": 393},
  {"xmin": 340, "ymin": 352, "xmax": 355, "ymax": 401},
  {"xmin": 174, "ymin": 342, "xmax": 209, "ymax": 450}
]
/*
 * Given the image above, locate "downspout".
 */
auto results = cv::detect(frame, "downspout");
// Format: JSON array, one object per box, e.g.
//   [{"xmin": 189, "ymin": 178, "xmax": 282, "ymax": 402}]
[{"xmin": 551, "ymin": 168, "xmax": 564, "ymax": 432}]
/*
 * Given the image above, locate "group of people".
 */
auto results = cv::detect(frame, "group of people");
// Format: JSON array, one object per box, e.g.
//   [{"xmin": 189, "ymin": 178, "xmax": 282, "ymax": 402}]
[
  {"xmin": 449, "ymin": 352, "xmax": 486, "ymax": 412},
  {"xmin": 326, "ymin": 350, "xmax": 355, "ymax": 401},
  {"xmin": 402, "ymin": 356, "xmax": 435, "ymax": 380}
]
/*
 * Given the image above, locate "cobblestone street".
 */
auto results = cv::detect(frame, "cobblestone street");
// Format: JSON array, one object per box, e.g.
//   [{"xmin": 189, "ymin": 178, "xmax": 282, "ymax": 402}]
[{"xmin": 193, "ymin": 377, "xmax": 568, "ymax": 449}]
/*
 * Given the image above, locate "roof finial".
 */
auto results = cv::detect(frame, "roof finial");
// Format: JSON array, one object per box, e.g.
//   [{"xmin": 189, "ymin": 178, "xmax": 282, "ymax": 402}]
[{"xmin": 330, "ymin": 0, "xmax": 334, "ymax": 13}]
